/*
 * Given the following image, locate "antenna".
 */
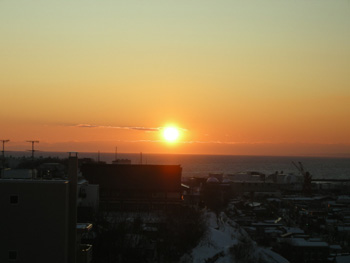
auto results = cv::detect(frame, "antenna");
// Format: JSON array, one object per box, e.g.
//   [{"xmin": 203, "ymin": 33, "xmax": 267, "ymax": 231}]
[
  {"xmin": 27, "ymin": 140, "xmax": 39, "ymax": 160},
  {"xmin": 1, "ymin": 140, "xmax": 10, "ymax": 171}
]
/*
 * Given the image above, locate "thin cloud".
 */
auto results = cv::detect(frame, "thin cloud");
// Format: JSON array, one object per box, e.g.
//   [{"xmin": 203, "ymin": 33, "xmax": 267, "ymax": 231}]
[
  {"xmin": 74, "ymin": 124, "xmax": 188, "ymax": 132},
  {"xmin": 75, "ymin": 124, "xmax": 160, "ymax": 131},
  {"xmin": 76, "ymin": 124, "xmax": 98, "ymax": 128},
  {"xmin": 131, "ymin": 127, "xmax": 160, "ymax": 131}
]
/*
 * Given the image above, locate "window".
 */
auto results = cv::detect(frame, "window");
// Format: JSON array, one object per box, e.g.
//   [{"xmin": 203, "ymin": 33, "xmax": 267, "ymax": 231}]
[
  {"xmin": 9, "ymin": 251, "xmax": 17, "ymax": 261},
  {"xmin": 10, "ymin": 195, "xmax": 18, "ymax": 204}
]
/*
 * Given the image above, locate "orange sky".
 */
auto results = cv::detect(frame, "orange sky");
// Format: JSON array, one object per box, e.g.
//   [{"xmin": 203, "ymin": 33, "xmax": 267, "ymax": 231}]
[{"xmin": 1, "ymin": 1, "xmax": 349, "ymax": 156}]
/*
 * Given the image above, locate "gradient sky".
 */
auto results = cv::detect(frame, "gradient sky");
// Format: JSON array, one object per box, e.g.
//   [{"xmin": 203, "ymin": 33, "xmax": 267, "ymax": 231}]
[{"xmin": 1, "ymin": 1, "xmax": 349, "ymax": 156}]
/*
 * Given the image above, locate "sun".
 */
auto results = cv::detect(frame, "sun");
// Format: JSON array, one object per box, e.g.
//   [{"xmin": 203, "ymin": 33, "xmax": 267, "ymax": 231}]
[{"xmin": 163, "ymin": 127, "xmax": 180, "ymax": 143}]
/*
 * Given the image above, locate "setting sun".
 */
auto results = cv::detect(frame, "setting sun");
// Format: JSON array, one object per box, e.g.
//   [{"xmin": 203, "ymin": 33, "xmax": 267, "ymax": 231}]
[{"xmin": 163, "ymin": 127, "xmax": 180, "ymax": 143}]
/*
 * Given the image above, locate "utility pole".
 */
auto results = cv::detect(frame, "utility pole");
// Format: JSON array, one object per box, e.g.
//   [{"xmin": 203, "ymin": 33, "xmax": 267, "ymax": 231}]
[
  {"xmin": 1, "ymin": 140, "xmax": 10, "ymax": 177},
  {"xmin": 27, "ymin": 140, "xmax": 39, "ymax": 161},
  {"xmin": 1, "ymin": 139, "xmax": 10, "ymax": 162},
  {"xmin": 27, "ymin": 141, "xmax": 39, "ymax": 179}
]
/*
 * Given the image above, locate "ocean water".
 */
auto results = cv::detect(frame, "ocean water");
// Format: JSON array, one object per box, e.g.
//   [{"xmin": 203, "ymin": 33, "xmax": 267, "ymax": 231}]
[{"xmin": 8, "ymin": 151, "xmax": 350, "ymax": 179}]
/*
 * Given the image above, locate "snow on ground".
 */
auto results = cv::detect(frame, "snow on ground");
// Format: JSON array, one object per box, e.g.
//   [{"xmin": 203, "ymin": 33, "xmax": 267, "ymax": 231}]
[{"xmin": 181, "ymin": 210, "xmax": 289, "ymax": 263}]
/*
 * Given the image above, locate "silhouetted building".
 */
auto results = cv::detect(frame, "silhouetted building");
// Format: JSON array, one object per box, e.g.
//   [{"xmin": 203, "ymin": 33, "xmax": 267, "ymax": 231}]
[
  {"xmin": 112, "ymin": 158, "xmax": 131, "ymax": 165},
  {"xmin": 0, "ymin": 180, "xmax": 70, "ymax": 263},
  {"xmin": 0, "ymin": 156, "xmax": 93, "ymax": 263},
  {"xmin": 81, "ymin": 164, "xmax": 182, "ymax": 211},
  {"xmin": 279, "ymin": 238, "xmax": 329, "ymax": 262}
]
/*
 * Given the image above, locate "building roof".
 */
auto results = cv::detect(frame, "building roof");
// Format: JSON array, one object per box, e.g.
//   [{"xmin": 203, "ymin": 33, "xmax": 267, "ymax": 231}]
[
  {"xmin": 76, "ymin": 223, "xmax": 93, "ymax": 232},
  {"xmin": 0, "ymin": 179, "xmax": 68, "ymax": 184},
  {"xmin": 206, "ymin": 177, "xmax": 219, "ymax": 183},
  {"xmin": 288, "ymin": 238, "xmax": 328, "ymax": 248}
]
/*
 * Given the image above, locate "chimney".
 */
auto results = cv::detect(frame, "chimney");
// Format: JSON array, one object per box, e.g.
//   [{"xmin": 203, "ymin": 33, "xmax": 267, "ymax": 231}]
[{"xmin": 68, "ymin": 152, "xmax": 78, "ymax": 263}]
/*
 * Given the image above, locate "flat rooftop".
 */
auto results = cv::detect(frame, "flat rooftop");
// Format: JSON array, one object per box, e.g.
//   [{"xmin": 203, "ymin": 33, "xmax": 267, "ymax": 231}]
[{"xmin": 0, "ymin": 179, "xmax": 68, "ymax": 184}]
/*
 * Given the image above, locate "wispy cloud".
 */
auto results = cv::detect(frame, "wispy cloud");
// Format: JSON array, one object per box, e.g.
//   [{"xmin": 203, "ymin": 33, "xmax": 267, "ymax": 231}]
[
  {"xmin": 76, "ymin": 124, "xmax": 99, "ymax": 128},
  {"xmin": 75, "ymin": 124, "xmax": 160, "ymax": 132},
  {"xmin": 74, "ymin": 124, "xmax": 187, "ymax": 132}
]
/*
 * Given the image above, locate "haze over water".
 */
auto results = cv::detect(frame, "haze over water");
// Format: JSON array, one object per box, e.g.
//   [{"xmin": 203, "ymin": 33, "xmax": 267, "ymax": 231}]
[{"xmin": 8, "ymin": 151, "xmax": 350, "ymax": 180}]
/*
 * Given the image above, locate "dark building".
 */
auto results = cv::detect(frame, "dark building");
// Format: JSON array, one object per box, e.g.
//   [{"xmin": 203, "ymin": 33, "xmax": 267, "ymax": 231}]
[
  {"xmin": 0, "ymin": 180, "xmax": 70, "ymax": 263},
  {"xmin": 278, "ymin": 238, "xmax": 329, "ymax": 263},
  {"xmin": 81, "ymin": 164, "xmax": 182, "ymax": 211},
  {"xmin": 0, "ymin": 156, "xmax": 93, "ymax": 263}
]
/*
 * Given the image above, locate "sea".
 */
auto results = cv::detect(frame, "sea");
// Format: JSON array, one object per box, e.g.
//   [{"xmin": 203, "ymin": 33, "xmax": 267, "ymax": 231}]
[{"xmin": 7, "ymin": 151, "xmax": 350, "ymax": 180}]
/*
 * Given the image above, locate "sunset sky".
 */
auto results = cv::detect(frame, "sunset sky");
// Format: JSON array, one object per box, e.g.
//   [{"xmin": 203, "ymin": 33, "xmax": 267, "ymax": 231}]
[{"xmin": 1, "ymin": 1, "xmax": 349, "ymax": 156}]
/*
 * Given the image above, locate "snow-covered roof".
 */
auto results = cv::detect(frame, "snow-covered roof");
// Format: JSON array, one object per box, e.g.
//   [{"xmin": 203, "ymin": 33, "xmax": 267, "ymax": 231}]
[
  {"xmin": 329, "ymin": 244, "xmax": 342, "ymax": 250},
  {"xmin": 182, "ymin": 210, "xmax": 290, "ymax": 263},
  {"xmin": 282, "ymin": 227, "xmax": 304, "ymax": 234},
  {"xmin": 288, "ymin": 238, "xmax": 328, "ymax": 247},
  {"xmin": 337, "ymin": 226, "xmax": 350, "ymax": 232},
  {"xmin": 206, "ymin": 177, "xmax": 219, "ymax": 183},
  {"xmin": 76, "ymin": 223, "xmax": 92, "ymax": 231}
]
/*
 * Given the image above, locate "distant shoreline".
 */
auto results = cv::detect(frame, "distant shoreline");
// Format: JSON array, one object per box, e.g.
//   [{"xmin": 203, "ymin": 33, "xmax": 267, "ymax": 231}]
[{"xmin": 3, "ymin": 150, "xmax": 350, "ymax": 159}]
